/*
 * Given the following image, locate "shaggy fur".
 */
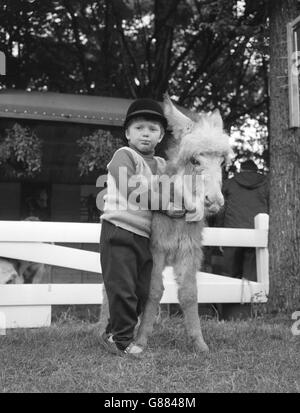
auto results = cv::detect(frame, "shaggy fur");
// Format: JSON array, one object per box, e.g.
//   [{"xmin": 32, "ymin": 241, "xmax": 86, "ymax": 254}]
[{"xmin": 98, "ymin": 94, "xmax": 232, "ymax": 353}]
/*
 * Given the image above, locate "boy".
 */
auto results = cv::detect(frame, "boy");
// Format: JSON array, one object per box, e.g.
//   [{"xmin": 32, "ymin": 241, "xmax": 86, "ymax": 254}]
[{"xmin": 100, "ymin": 98, "xmax": 185, "ymax": 357}]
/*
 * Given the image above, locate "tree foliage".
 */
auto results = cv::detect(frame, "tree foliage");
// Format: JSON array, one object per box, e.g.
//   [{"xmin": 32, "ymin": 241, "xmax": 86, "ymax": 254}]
[
  {"xmin": 0, "ymin": 0, "xmax": 271, "ymax": 173},
  {"xmin": 0, "ymin": 123, "xmax": 42, "ymax": 177},
  {"xmin": 77, "ymin": 129, "xmax": 123, "ymax": 176},
  {"xmin": 0, "ymin": 0, "xmax": 268, "ymax": 129}
]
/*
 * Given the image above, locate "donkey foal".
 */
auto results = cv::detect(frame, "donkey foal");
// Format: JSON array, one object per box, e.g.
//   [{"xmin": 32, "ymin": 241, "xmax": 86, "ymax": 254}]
[
  {"xmin": 135, "ymin": 96, "xmax": 232, "ymax": 353},
  {"xmin": 99, "ymin": 95, "xmax": 232, "ymax": 354}
]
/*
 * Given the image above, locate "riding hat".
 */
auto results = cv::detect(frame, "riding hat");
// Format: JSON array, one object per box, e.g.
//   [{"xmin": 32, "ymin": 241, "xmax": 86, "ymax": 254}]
[{"xmin": 124, "ymin": 98, "xmax": 167, "ymax": 130}]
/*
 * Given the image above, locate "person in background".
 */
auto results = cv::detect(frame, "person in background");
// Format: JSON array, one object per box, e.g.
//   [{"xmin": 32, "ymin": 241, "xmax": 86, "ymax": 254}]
[{"xmin": 218, "ymin": 159, "xmax": 269, "ymax": 319}]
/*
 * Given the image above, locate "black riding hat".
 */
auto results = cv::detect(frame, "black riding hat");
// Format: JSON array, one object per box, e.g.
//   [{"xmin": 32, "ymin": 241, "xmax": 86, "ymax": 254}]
[{"xmin": 124, "ymin": 98, "xmax": 168, "ymax": 130}]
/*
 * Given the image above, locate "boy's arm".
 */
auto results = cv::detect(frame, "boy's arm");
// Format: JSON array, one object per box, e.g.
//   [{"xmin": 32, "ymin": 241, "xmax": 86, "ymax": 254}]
[
  {"xmin": 108, "ymin": 149, "xmax": 171, "ymax": 208},
  {"xmin": 108, "ymin": 149, "xmax": 186, "ymax": 217},
  {"xmin": 108, "ymin": 150, "xmax": 135, "ymax": 186},
  {"xmin": 108, "ymin": 149, "xmax": 137, "ymax": 200},
  {"xmin": 148, "ymin": 180, "xmax": 187, "ymax": 217}
]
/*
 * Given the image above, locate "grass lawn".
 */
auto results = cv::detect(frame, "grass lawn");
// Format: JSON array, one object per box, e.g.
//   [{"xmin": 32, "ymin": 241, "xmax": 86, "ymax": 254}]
[{"xmin": 0, "ymin": 312, "xmax": 299, "ymax": 393}]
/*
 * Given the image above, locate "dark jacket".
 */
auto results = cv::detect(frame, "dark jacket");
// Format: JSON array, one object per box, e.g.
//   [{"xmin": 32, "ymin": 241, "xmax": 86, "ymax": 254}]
[{"xmin": 222, "ymin": 171, "xmax": 269, "ymax": 229}]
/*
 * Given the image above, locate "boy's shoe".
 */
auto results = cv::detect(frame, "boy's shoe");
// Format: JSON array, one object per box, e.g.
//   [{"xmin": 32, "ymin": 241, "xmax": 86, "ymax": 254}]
[
  {"xmin": 100, "ymin": 332, "xmax": 123, "ymax": 355},
  {"xmin": 100, "ymin": 333, "xmax": 144, "ymax": 358}
]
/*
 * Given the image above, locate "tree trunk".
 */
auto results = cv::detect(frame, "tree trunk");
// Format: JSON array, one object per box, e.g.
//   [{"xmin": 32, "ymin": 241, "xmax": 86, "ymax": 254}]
[
  {"xmin": 150, "ymin": 0, "xmax": 181, "ymax": 99},
  {"xmin": 269, "ymin": 0, "xmax": 300, "ymax": 312}
]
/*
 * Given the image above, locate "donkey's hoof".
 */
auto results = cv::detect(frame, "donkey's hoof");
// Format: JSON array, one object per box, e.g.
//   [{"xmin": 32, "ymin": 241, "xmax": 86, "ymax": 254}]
[
  {"xmin": 193, "ymin": 341, "xmax": 209, "ymax": 353},
  {"xmin": 135, "ymin": 336, "xmax": 148, "ymax": 348}
]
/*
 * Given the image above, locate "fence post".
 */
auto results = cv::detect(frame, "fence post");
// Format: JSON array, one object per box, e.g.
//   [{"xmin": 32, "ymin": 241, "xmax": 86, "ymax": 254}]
[
  {"xmin": 0, "ymin": 311, "xmax": 6, "ymax": 335},
  {"xmin": 254, "ymin": 213, "xmax": 269, "ymax": 295}
]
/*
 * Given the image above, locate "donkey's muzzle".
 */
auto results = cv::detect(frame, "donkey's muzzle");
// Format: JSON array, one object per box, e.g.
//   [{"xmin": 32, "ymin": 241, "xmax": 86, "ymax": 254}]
[{"xmin": 205, "ymin": 194, "xmax": 224, "ymax": 214}]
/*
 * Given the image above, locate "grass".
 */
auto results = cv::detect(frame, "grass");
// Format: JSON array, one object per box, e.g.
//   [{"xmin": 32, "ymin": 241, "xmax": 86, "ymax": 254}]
[{"xmin": 0, "ymin": 312, "xmax": 300, "ymax": 393}]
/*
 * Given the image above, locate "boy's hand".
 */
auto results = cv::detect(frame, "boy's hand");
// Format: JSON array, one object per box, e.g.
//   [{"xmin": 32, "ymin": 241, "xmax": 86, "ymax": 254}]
[
  {"xmin": 164, "ymin": 202, "xmax": 196, "ymax": 219},
  {"xmin": 166, "ymin": 209, "xmax": 186, "ymax": 218},
  {"xmin": 166, "ymin": 206, "xmax": 197, "ymax": 219}
]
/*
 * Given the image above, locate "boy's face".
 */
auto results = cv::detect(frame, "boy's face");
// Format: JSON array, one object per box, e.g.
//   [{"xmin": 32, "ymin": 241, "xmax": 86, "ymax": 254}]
[{"xmin": 125, "ymin": 117, "xmax": 164, "ymax": 154}]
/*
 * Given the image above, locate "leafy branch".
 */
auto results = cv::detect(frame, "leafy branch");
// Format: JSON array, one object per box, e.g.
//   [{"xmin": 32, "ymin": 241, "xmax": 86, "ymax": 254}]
[
  {"xmin": 77, "ymin": 129, "xmax": 123, "ymax": 176},
  {"xmin": 0, "ymin": 123, "xmax": 42, "ymax": 178}
]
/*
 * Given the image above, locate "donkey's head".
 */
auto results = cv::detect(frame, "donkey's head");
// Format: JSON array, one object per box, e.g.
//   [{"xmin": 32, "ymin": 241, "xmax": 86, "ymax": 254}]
[{"xmin": 164, "ymin": 94, "xmax": 232, "ymax": 218}]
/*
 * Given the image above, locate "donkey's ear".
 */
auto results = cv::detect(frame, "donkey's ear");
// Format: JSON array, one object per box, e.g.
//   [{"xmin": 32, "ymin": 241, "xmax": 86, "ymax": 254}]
[
  {"xmin": 163, "ymin": 93, "xmax": 194, "ymax": 140},
  {"xmin": 210, "ymin": 109, "xmax": 223, "ymax": 130}
]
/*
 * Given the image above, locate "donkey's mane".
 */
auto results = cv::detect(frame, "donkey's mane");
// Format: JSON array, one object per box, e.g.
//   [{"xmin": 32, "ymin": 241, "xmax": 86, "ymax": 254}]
[{"xmin": 164, "ymin": 110, "xmax": 231, "ymax": 170}]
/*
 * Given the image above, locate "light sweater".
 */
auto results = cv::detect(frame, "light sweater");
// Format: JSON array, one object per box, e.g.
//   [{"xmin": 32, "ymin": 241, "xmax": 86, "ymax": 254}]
[{"xmin": 101, "ymin": 146, "xmax": 166, "ymax": 238}]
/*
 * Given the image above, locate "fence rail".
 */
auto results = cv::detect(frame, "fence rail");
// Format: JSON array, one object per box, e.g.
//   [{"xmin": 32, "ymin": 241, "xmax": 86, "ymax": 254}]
[
  {"xmin": 0, "ymin": 214, "xmax": 269, "ymax": 329},
  {"xmin": 0, "ymin": 221, "xmax": 268, "ymax": 247}
]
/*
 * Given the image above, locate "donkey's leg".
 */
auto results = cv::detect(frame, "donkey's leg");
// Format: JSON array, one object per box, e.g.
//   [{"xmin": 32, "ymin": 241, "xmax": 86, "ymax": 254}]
[
  {"xmin": 175, "ymin": 259, "xmax": 209, "ymax": 353},
  {"xmin": 135, "ymin": 252, "xmax": 165, "ymax": 348}
]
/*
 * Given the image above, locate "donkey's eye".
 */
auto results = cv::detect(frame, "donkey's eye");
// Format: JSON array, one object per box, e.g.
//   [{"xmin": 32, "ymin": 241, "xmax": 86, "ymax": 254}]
[{"xmin": 191, "ymin": 157, "xmax": 201, "ymax": 166}]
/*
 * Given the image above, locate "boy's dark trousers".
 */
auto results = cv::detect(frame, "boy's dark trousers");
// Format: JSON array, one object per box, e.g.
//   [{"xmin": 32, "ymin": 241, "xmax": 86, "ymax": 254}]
[{"xmin": 100, "ymin": 220, "xmax": 153, "ymax": 350}]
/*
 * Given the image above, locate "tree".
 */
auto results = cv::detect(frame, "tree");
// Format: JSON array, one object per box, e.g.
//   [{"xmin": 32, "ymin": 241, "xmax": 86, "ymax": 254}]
[
  {"xmin": 0, "ymin": 0, "xmax": 271, "ymax": 169},
  {"xmin": 269, "ymin": 0, "xmax": 300, "ymax": 311},
  {"xmin": 77, "ymin": 129, "xmax": 123, "ymax": 176},
  {"xmin": 0, "ymin": 123, "xmax": 42, "ymax": 178},
  {"xmin": 0, "ymin": 0, "xmax": 268, "ymax": 130}
]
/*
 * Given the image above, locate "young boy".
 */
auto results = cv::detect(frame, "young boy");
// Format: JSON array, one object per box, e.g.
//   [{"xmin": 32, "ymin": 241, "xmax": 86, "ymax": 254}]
[{"xmin": 100, "ymin": 98, "xmax": 184, "ymax": 357}]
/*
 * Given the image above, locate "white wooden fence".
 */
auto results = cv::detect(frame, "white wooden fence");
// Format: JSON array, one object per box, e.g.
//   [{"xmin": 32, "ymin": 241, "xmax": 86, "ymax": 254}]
[{"xmin": 0, "ymin": 213, "xmax": 269, "ymax": 329}]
